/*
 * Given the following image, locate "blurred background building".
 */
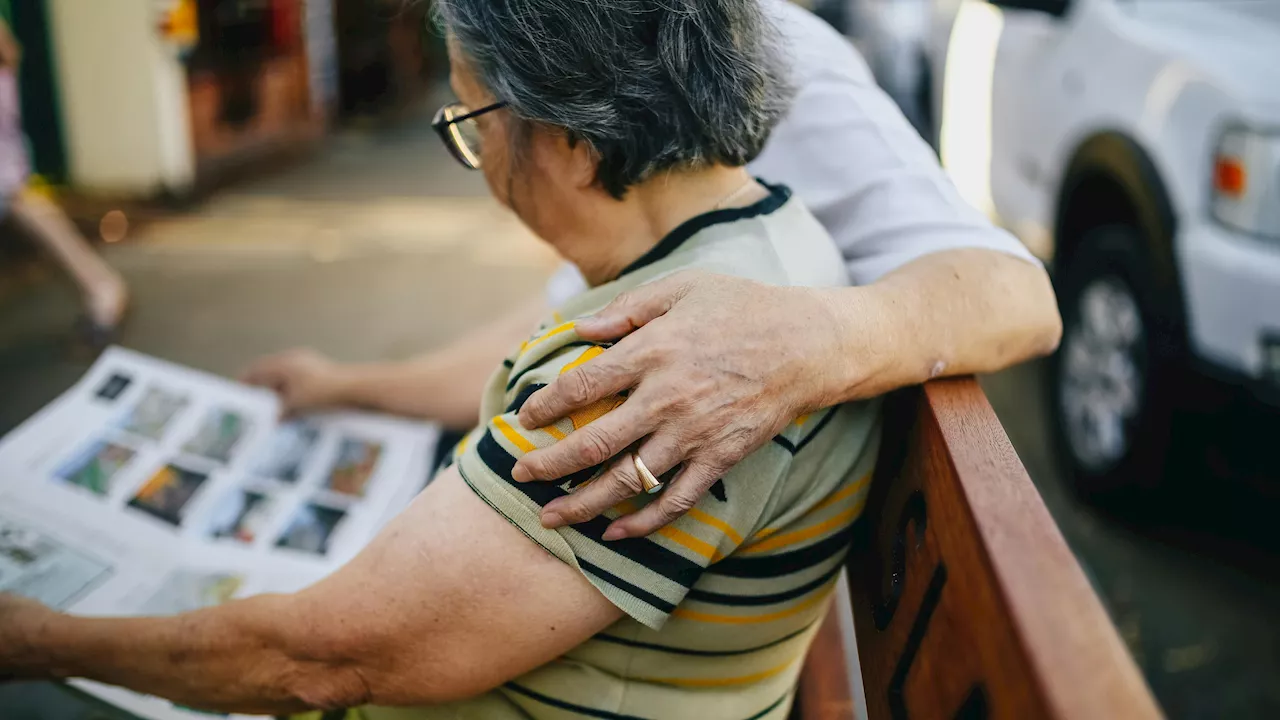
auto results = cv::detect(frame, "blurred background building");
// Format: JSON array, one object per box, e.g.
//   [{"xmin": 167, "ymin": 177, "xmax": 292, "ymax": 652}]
[{"xmin": 0, "ymin": 0, "xmax": 436, "ymax": 199}]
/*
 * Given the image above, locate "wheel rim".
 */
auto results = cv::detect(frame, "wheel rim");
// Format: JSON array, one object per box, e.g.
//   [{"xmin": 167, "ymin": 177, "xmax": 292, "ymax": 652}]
[{"xmin": 1059, "ymin": 276, "xmax": 1146, "ymax": 473}]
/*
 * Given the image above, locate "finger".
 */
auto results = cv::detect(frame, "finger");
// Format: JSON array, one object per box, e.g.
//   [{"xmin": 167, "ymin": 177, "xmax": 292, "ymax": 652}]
[
  {"xmin": 604, "ymin": 461, "xmax": 724, "ymax": 540},
  {"xmin": 240, "ymin": 352, "xmax": 294, "ymax": 386},
  {"xmin": 574, "ymin": 272, "xmax": 694, "ymax": 340},
  {"xmin": 513, "ymin": 402, "xmax": 654, "ymax": 482},
  {"xmin": 628, "ymin": 433, "xmax": 689, "ymax": 479},
  {"xmin": 540, "ymin": 453, "xmax": 646, "ymax": 528},
  {"xmin": 517, "ymin": 349, "xmax": 639, "ymax": 430},
  {"xmin": 239, "ymin": 362, "xmax": 277, "ymax": 386}
]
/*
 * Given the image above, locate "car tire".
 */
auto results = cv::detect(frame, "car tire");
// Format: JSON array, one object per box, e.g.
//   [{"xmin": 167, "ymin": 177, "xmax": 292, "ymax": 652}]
[{"xmin": 1049, "ymin": 225, "xmax": 1189, "ymax": 501}]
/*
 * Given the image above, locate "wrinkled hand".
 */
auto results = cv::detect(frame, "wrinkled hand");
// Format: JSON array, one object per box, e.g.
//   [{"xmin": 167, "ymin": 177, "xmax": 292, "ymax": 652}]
[
  {"xmin": 513, "ymin": 271, "xmax": 851, "ymax": 540},
  {"xmin": 0, "ymin": 593, "xmax": 54, "ymax": 682},
  {"xmin": 241, "ymin": 348, "xmax": 346, "ymax": 416}
]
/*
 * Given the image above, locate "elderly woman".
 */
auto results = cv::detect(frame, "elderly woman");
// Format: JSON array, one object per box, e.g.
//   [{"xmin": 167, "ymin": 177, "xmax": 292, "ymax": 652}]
[
  {"xmin": 2, "ymin": 2, "xmax": 885, "ymax": 718},
  {"xmin": 245, "ymin": 0, "xmax": 1060, "ymax": 538}
]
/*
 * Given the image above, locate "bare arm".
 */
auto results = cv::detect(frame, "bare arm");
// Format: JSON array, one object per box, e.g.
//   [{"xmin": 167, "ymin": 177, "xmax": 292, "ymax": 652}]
[
  {"xmin": 1, "ymin": 468, "xmax": 621, "ymax": 714},
  {"xmin": 243, "ymin": 298, "xmax": 546, "ymax": 428},
  {"xmin": 511, "ymin": 249, "xmax": 1061, "ymax": 537}
]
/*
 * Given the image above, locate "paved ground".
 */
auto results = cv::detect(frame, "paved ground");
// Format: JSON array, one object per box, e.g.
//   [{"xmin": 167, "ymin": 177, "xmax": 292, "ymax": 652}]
[{"xmin": 2, "ymin": 106, "xmax": 1278, "ymax": 719}]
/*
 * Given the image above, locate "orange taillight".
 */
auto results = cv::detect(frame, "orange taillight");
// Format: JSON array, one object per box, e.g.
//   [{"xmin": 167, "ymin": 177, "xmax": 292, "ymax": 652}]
[{"xmin": 1214, "ymin": 156, "xmax": 1247, "ymax": 197}]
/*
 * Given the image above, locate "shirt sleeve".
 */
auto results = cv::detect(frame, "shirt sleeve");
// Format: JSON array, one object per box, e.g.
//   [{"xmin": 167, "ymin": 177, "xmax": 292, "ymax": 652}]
[
  {"xmin": 750, "ymin": 2, "xmax": 1040, "ymax": 286},
  {"xmin": 456, "ymin": 331, "xmax": 780, "ymax": 630}
]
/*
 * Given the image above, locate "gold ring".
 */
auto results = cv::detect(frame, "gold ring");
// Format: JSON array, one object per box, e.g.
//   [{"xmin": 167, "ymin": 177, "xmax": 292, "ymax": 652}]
[{"xmin": 633, "ymin": 454, "xmax": 664, "ymax": 495}]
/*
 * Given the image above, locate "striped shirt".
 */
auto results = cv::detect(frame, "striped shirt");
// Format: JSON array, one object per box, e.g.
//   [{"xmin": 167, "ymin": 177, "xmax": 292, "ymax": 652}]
[{"xmin": 361, "ymin": 185, "xmax": 881, "ymax": 720}]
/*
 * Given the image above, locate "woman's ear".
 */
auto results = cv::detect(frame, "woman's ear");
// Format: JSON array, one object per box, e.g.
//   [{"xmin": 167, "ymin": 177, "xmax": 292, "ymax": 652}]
[{"xmin": 565, "ymin": 134, "xmax": 600, "ymax": 191}]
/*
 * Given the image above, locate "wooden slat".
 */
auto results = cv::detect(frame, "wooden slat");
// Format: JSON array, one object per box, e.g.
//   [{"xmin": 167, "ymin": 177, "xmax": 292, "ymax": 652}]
[{"xmin": 800, "ymin": 378, "xmax": 1162, "ymax": 720}]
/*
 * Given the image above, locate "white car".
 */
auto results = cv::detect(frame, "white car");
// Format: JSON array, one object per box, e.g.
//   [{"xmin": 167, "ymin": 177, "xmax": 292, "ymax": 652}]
[{"xmin": 924, "ymin": 0, "xmax": 1280, "ymax": 495}]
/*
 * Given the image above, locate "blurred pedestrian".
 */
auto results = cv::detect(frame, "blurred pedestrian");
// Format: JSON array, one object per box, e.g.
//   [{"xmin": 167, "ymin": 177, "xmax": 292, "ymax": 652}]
[{"xmin": 0, "ymin": 16, "xmax": 128, "ymax": 343}]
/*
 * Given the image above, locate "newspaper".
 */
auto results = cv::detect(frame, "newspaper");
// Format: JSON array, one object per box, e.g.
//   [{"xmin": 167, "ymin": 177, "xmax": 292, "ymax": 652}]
[{"xmin": 0, "ymin": 347, "xmax": 440, "ymax": 720}]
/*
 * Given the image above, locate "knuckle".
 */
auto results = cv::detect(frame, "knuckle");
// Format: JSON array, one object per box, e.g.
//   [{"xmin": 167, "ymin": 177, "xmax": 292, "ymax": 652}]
[
  {"xmin": 557, "ymin": 497, "xmax": 593, "ymax": 524},
  {"xmin": 577, "ymin": 427, "xmax": 617, "ymax": 467},
  {"xmin": 518, "ymin": 453, "xmax": 549, "ymax": 479},
  {"xmin": 659, "ymin": 490, "xmax": 699, "ymax": 518},
  {"xmin": 519, "ymin": 392, "xmax": 550, "ymax": 424},
  {"xmin": 563, "ymin": 370, "xmax": 597, "ymax": 407},
  {"xmin": 615, "ymin": 465, "xmax": 645, "ymax": 495},
  {"xmin": 683, "ymin": 459, "xmax": 727, "ymax": 485}
]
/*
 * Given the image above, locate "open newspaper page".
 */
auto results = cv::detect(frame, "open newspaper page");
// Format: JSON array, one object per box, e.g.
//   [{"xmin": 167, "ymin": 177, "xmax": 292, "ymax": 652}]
[{"xmin": 0, "ymin": 347, "xmax": 440, "ymax": 720}]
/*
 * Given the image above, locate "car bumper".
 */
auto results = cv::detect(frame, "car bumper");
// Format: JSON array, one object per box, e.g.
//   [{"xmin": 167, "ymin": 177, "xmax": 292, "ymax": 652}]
[{"xmin": 1179, "ymin": 219, "xmax": 1280, "ymax": 402}]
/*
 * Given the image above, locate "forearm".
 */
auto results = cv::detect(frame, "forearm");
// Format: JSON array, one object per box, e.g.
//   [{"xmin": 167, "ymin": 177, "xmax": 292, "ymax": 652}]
[
  {"xmin": 16, "ymin": 595, "xmax": 362, "ymax": 715},
  {"xmin": 822, "ymin": 249, "xmax": 1062, "ymax": 404},
  {"xmin": 336, "ymin": 297, "xmax": 547, "ymax": 427}
]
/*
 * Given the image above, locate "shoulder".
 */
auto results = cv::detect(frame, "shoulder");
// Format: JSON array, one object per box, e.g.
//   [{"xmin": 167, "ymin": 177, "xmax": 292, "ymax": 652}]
[
  {"xmin": 682, "ymin": 189, "xmax": 849, "ymax": 289},
  {"xmin": 763, "ymin": 0, "xmax": 874, "ymax": 87}
]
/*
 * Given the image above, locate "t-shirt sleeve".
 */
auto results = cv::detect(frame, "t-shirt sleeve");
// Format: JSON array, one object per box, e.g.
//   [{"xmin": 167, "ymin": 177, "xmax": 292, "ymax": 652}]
[
  {"xmin": 749, "ymin": 1, "xmax": 1040, "ymax": 285},
  {"xmin": 456, "ymin": 334, "xmax": 781, "ymax": 630}
]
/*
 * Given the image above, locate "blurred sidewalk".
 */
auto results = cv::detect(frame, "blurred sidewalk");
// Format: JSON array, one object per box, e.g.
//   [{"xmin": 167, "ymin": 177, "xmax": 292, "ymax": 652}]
[{"xmin": 0, "ymin": 104, "xmax": 558, "ymax": 435}]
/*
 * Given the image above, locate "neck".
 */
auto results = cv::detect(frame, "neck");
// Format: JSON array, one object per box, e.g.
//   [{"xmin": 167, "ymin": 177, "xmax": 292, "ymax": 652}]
[{"xmin": 556, "ymin": 167, "xmax": 765, "ymax": 286}]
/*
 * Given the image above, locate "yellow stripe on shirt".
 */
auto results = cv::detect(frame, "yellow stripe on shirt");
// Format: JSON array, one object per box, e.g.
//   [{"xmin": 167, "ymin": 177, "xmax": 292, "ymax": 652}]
[
  {"xmin": 748, "ymin": 473, "xmax": 870, "ymax": 546},
  {"xmin": 523, "ymin": 321, "xmax": 577, "ymax": 353},
  {"xmin": 688, "ymin": 507, "xmax": 744, "ymax": 546},
  {"xmin": 492, "ymin": 415, "xmax": 537, "ymax": 454},
  {"xmin": 657, "ymin": 526, "xmax": 718, "ymax": 561},
  {"xmin": 561, "ymin": 345, "xmax": 605, "ymax": 374},
  {"xmin": 740, "ymin": 505, "xmax": 861, "ymax": 555}
]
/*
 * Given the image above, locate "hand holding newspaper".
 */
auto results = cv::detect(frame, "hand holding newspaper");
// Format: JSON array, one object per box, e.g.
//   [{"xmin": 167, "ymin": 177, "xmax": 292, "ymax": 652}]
[{"xmin": 0, "ymin": 347, "xmax": 440, "ymax": 720}]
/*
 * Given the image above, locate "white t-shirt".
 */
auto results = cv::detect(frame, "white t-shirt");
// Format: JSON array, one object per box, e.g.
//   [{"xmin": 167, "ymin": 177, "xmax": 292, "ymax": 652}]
[{"xmin": 545, "ymin": 0, "xmax": 1038, "ymax": 306}]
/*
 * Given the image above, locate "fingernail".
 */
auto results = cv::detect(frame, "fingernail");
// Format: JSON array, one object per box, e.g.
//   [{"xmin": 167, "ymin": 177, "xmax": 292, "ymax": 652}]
[
  {"xmin": 541, "ymin": 511, "xmax": 563, "ymax": 529},
  {"xmin": 602, "ymin": 526, "xmax": 627, "ymax": 542},
  {"xmin": 512, "ymin": 464, "xmax": 532, "ymax": 483}
]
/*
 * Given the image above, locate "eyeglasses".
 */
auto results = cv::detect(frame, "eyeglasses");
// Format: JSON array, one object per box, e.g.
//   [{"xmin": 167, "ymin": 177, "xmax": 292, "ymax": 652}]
[{"xmin": 432, "ymin": 101, "xmax": 507, "ymax": 170}]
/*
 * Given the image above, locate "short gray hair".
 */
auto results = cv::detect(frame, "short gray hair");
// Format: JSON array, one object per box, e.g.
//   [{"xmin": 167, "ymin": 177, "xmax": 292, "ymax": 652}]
[{"xmin": 435, "ymin": 0, "xmax": 792, "ymax": 198}]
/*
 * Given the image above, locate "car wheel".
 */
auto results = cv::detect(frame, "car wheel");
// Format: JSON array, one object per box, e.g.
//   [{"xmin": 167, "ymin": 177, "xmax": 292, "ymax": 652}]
[{"xmin": 1049, "ymin": 225, "xmax": 1187, "ymax": 500}]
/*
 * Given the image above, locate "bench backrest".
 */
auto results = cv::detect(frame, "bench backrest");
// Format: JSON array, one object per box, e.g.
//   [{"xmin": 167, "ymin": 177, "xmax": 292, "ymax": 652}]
[{"xmin": 798, "ymin": 379, "xmax": 1162, "ymax": 720}]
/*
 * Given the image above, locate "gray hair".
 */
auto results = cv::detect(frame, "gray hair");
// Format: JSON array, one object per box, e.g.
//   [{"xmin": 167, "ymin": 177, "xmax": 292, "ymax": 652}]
[{"xmin": 434, "ymin": 0, "xmax": 792, "ymax": 198}]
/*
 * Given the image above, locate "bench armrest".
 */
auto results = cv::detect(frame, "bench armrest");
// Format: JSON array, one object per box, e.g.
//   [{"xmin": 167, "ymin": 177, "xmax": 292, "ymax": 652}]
[{"xmin": 799, "ymin": 378, "xmax": 1161, "ymax": 720}]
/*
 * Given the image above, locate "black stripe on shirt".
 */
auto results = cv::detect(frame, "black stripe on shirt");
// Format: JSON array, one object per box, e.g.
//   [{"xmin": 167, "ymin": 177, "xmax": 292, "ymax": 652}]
[
  {"xmin": 687, "ymin": 559, "xmax": 844, "ymax": 606},
  {"xmin": 506, "ymin": 341, "xmax": 599, "ymax": 391},
  {"xmin": 477, "ymin": 430, "xmax": 704, "ymax": 589},
  {"xmin": 707, "ymin": 524, "xmax": 855, "ymax": 579},
  {"xmin": 744, "ymin": 692, "xmax": 792, "ymax": 720},
  {"xmin": 772, "ymin": 407, "xmax": 838, "ymax": 455},
  {"xmin": 504, "ymin": 683, "xmax": 648, "ymax": 720},
  {"xmin": 594, "ymin": 621, "xmax": 814, "ymax": 658},
  {"xmin": 580, "ymin": 559, "xmax": 677, "ymax": 614},
  {"xmin": 506, "ymin": 383, "xmax": 547, "ymax": 414},
  {"xmin": 613, "ymin": 182, "xmax": 792, "ymax": 280}
]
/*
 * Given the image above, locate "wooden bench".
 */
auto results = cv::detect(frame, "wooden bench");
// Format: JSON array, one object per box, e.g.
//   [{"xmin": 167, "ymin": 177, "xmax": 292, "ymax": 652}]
[{"xmin": 794, "ymin": 378, "xmax": 1164, "ymax": 720}]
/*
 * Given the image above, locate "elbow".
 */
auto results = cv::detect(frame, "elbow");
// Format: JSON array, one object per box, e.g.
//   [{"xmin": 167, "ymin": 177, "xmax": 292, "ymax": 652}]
[
  {"xmin": 287, "ymin": 637, "xmax": 494, "ymax": 709},
  {"xmin": 281, "ymin": 659, "xmax": 375, "ymax": 712},
  {"xmin": 1028, "ymin": 268, "xmax": 1064, "ymax": 360},
  {"xmin": 1039, "ymin": 307, "xmax": 1064, "ymax": 358}
]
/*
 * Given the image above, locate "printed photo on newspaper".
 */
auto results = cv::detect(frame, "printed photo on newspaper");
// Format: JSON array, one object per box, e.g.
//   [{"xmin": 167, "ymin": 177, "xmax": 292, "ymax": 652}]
[{"xmin": 0, "ymin": 347, "xmax": 440, "ymax": 720}]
